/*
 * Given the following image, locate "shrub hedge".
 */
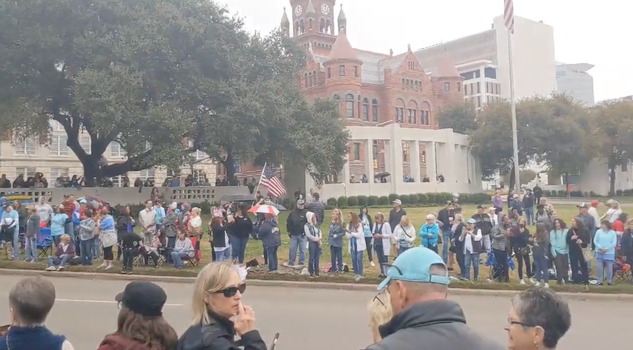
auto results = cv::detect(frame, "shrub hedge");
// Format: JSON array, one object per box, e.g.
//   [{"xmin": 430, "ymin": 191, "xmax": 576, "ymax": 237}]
[{"xmin": 118, "ymin": 192, "xmax": 491, "ymax": 216}]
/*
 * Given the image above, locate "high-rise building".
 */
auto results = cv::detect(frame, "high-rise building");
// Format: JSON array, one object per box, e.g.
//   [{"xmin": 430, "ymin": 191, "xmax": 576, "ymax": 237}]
[
  {"xmin": 414, "ymin": 16, "xmax": 557, "ymax": 106},
  {"xmin": 556, "ymin": 63, "xmax": 595, "ymax": 106}
]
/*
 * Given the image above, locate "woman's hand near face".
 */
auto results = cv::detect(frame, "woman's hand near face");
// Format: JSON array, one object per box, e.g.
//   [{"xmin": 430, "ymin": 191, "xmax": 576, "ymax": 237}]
[{"xmin": 234, "ymin": 303, "xmax": 256, "ymax": 336}]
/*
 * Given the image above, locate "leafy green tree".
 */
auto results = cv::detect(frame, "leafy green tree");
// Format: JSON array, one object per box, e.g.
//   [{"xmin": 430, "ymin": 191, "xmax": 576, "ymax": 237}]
[
  {"xmin": 537, "ymin": 94, "xmax": 594, "ymax": 194},
  {"xmin": 591, "ymin": 100, "xmax": 633, "ymax": 195},
  {"xmin": 437, "ymin": 103, "xmax": 478, "ymax": 134},
  {"xmin": 191, "ymin": 32, "xmax": 349, "ymax": 184},
  {"xmin": 0, "ymin": 0, "xmax": 245, "ymax": 184}
]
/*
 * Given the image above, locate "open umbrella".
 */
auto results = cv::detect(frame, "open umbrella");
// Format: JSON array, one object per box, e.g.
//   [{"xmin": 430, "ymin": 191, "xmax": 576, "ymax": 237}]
[{"xmin": 247, "ymin": 204, "xmax": 280, "ymax": 216}]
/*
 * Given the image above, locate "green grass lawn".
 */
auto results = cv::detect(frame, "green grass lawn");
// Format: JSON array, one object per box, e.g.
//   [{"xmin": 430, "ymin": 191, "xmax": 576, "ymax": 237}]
[{"xmin": 3, "ymin": 202, "xmax": 632, "ymax": 293}]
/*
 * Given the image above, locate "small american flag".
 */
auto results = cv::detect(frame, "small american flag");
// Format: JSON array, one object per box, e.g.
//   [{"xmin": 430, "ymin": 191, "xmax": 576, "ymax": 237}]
[
  {"xmin": 259, "ymin": 165, "xmax": 286, "ymax": 198},
  {"xmin": 504, "ymin": 0, "xmax": 515, "ymax": 34}
]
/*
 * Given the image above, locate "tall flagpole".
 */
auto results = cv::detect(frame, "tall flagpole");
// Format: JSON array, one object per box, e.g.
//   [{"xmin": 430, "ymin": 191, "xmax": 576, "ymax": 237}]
[
  {"xmin": 253, "ymin": 162, "xmax": 267, "ymax": 199},
  {"xmin": 505, "ymin": 0, "xmax": 521, "ymax": 195}
]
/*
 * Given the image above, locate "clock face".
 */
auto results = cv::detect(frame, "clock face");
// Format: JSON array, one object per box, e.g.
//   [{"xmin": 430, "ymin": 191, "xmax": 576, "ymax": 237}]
[
  {"xmin": 321, "ymin": 4, "xmax": 330, "ymax": 15},
  {"xmin": 295, "ymin": 5, "xmax": 303, "ymax": 16}
]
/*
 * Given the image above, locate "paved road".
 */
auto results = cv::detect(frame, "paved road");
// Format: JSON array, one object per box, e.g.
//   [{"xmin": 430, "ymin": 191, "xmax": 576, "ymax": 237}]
[{"xmin": 0, "ymin": 276, "xmax": 626, "ymax": 349}]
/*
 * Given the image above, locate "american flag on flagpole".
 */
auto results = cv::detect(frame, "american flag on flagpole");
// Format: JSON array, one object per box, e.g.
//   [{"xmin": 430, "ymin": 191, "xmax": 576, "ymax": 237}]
[
  {"xmin": 259, "ymin": 164, "xmax": 286, "ymax": 198},
  {"xmin": 504, "ymin": 0, "xmax": 515, "ymax": 34}
]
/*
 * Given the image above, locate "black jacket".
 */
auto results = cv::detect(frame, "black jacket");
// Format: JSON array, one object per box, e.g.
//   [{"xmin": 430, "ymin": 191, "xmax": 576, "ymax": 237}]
[
  {"xmin": 471, "ymin": 214, "xmax": 492, "ymax": 236},
  {"xmin": 366, "ymin": 300, "xmax": 504, "ymax": 350},
  {"xmin": 566, "ymin": 227, "xmax": 589, "ymax": 253},
  {"xmin": 436, "ymin": 208, "xmax": 452, "ymax": 230},
  {"xmin": 178, "ymin": 312, "xmax": 267, "ymax": 350},
  {"xmin": 286, "ymin": 208, "xmax": 307, "ymax": 236}
]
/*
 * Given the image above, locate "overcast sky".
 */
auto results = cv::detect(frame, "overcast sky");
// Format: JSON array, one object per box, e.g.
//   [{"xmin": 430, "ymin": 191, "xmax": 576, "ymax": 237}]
[{"xmin": 220, "ymin": 0, "xmax": 628, "ymax": 102}]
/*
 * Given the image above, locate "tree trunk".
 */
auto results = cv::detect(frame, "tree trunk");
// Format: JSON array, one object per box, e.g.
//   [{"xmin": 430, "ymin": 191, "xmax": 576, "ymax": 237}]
[
  {"xmin": 82, "ymin": 159, "xmax": 101, "ymax": 187},
  {"xmin": 608, "ymin": 154, "xmax": 617, "ymax": 196},
  {"xmin": 564, "ymin": 172, "xmax": 570, "ymax": 198}
]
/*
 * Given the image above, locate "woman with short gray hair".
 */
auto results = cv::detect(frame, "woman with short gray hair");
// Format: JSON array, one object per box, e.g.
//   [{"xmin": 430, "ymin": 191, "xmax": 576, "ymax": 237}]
[
  {"xmin": 0, "ymin": 277, "xmax": 75, "ymax": 349},
  {"xmin": 505, "ymin": 288, "xmax": 571, "ymax": 350}
]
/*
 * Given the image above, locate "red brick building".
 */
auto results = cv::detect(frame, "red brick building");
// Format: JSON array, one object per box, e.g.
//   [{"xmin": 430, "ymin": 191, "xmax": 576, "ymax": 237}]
[{"xmin": 218, "ymin": 0, "xmax": 464, "ymax": 184}]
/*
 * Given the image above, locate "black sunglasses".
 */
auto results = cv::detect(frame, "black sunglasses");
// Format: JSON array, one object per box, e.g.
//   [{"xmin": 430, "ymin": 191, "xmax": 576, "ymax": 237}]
[
  {"xmin": 215, "ymin": 284, "xmax": 246, "ymax": 298},
  {"xmin": 372, "ymin": 294, "xmax": 386, "ymax": 308}
]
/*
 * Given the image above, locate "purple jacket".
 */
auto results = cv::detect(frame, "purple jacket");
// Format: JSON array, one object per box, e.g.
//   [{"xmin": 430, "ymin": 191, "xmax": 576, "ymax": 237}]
[
  {"xmin": 55, "ymin": 242, "xmax": 76, "ymax": 258},
  {"xmin": 493, "ymin": 196, "xmax": 503, "ymax": 209}
]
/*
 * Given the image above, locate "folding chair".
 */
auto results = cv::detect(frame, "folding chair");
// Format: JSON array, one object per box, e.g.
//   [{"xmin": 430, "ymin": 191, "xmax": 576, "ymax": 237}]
[
  {"xmin": 37, "ymin": 228, "xmax": 53, "ymax": 259},
  {"xmin": 614, "ymin": 258, "xmax": 632, "ymax": 282}
]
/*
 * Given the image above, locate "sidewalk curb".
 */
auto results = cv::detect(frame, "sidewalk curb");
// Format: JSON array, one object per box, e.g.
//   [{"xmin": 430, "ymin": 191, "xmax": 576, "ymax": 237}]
[{"xmin": 0, "ymin": 269, "xmax": 629, "ymax": 301}]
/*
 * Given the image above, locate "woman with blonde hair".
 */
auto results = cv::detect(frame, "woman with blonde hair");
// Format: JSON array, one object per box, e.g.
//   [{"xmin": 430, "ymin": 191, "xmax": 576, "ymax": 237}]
[
  {"xmin": 367, "ymin": 291, "xmax": 393, "ymax": 344},
  {"xmin": 327, "ymin": 209, "xmax": 345, "ymax": 273},
  {"xmin": 346, "ymin": 212, "xmax": 366, "ymax": 281},
  {"xmin": 98, "ymin": 281, "xmax": 178, "ymax": 350},
  {"xmin": 393, "ymin": 215, "xmax": 416, "ymax": 256},
  {"xmin": 372, "ymin": 213, "xmax": 393, "ymax": 276},
  {"xmin": 178, "ymin": 263, "xmax": 266, "ymax": 350}
]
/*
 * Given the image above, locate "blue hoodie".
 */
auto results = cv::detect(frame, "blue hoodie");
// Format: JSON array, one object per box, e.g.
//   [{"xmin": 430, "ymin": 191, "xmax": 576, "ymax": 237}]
[
  {"xmin": 594, "ymin": 228, "xmax": 617, "ymax": 258},
  {"xmin": 419, "ymin": 223, "xmax": 440, "ymax": 247}
]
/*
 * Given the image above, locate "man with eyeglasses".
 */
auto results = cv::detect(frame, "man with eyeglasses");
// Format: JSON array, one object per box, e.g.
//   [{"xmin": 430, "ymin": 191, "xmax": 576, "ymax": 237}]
[{"xmin": 366, "ymin": 247, "xmax": 504, "ymax": 350}]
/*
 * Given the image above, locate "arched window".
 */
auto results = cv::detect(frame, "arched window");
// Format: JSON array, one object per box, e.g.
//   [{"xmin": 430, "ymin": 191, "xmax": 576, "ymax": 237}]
[
  {"xmin": 299, "ymin": 19, "xmax": 305, "ymax": 35},
  {"xmin": 294, "ymin": 22, "xmax": 299, "ymax": 36},
  {"xmin": 420, "ymin": 101, "xmax": 431, "ymax": 125},
  {"xmin": 394, "ymin": 98, "xmax": 405, "ymax": 123},
  {"xmin": 325, "ymin": 20, "xmax": 332, "ymax": 34},
  {"xmin": 345, "ymin": 94, "xmax": 355, "ymax": 118},
  {"xmin": 320, "ymin": 18, "xmax": 325, "ymax": 32},
  {"xmin": 357, "ymin": 95, "xmax": 361, "ymax": 118},
  {"xmin": 304, "ymin": 73, "xmax": 308, "ymax": 88},
  {"xmin": 362, "ymin": 98, "xmax": 369, "ymax": 121},
  {"xmin": 372, "ymin": 99, "xmax": 378, "ymax": 121},
  {"xmin": 309, "ymin": 19, "xmax": 313, "ymax": 30},
  {"xmin": 408, "ymin": 100, "xmax": 418, "ymax": 124}
]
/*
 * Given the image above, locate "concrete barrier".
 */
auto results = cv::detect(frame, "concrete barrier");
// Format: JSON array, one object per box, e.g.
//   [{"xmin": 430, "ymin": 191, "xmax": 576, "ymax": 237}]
[{"xmin": 0, "ymin": 186, "xmax": 252, "ymax": 205}]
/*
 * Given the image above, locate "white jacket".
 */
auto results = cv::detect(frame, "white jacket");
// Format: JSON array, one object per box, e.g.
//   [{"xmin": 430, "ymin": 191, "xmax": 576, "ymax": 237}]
[
  {"xmin": 346, "ymin": 223, "xmax": 367, "ymax": 252},
  {"xmin": 372, "ymin": 222, "xmax": 393, "ymax": 256},
  {"xmin": 393, "ymin": 224, "xmax": 416, "ymax": 248}
]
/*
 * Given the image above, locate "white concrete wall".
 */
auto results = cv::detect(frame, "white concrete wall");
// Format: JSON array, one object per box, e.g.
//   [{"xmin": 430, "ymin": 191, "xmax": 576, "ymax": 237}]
[
  {"xmin": 303, "ymin": 124, "xmax": 482, "ymax": 199},
  {"xmin": 494, "ymin": 16, "xmax": 557, "ymax": 100}
]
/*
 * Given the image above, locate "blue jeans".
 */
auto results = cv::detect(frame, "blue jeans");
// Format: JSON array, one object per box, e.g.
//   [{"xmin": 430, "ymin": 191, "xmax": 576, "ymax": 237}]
[
  {"xmin": 533, "ymin": 253, "xmax": 549, "ymax": 283},
  {"xmin": 289, "ymin": 235, "xmax": 306, "ymax": 266},
  {"xmin": 308, "ymin": 242, "xmax": 321, "ymax": 275},
  {"xmin": 215, "ymin": 248, "xmax": 231, "ymax": 262},
  {"xmin": 596, "ymin": 257, "xmax": 614, "ymax": 284},
  {"xmin": 397, "ymin": 246, "xmax": 409, "ymax": 256},
  {"xmin": 92, "ymin": 238, "xmax": 101, "ymax": 259},
  {"xmin": 267, "ymin": 246, "xmax": 279, "ymax": 271},
  {"xmin": 11, "ymin": 227, "xmax": 19, "ymax": 259},
  {"xmin": 171, "ymin": 251, "xmax": 189, "ymax": 268},
  {"xmin": 330, "ymin": 246, "xmax": 343, "ymax": 272},
  {"xmin": 48, "ymin": 255, "xmax": 70, "ymax": 267},
  {"xmin": 80, "ymin": 239, "xmax": 94, "ymax": 265},
  {"xmin": 230, "ymin": 236, "xmax": 248, "ymax": 263},
  {"xmin": 441, "ymin": 230, "xmax": 451, "ymax": 262},
  {"xmin": 464, "ymin": 253, "xmax": 480, "ymax": 280},
  {"xmin": 525, "ymin": 207, "xmax": 534, "ymax": 225},
  {"xmin": 24, "ymin": 237, "xmax": 37, "ymax": 261},
  {"xmin": 351, "ymin": 250, "xmax": 363, "ymax": 275}
]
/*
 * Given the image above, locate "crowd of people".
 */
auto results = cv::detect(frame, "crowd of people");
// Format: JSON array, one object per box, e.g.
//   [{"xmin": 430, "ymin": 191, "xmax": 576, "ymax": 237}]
[{"xmin": 0, "ymin": 248, "xmax": 573, "ymax": 350}]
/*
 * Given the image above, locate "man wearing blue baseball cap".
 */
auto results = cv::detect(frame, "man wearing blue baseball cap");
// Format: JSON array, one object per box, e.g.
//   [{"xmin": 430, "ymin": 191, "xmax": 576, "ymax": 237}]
[{"xmin": 366, "ymin": 247, "xmax": 504, "ymax": 350}]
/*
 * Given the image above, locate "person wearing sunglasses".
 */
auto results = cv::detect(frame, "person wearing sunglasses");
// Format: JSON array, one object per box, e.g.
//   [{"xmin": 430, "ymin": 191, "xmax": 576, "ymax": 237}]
[
  {"xmin": 179, "ymin": 262, "xmax": 266, "ymax": 350},
  {"xmin": 365, "ymin": 247, "xmax": 504, "ymax": 350}
]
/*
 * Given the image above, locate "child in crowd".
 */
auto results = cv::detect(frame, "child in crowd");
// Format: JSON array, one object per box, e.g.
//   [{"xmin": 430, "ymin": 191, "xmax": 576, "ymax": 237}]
[{"xmin": 77, "ymin": 209, "xmax": 96, "ymax": 266}]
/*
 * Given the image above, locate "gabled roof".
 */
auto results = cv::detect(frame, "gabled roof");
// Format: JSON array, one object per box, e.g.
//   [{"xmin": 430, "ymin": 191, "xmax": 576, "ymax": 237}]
[
  {"xmin": 327, "ymin": 32, "xmax": 358, "ymax": 61},
  {"xmin": 306, "ymin": 0, "xmax": 316, "ymax": 16}
]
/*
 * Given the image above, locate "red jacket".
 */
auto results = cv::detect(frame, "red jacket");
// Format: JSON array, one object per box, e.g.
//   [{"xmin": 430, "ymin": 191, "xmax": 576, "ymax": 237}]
[{"xmin": 98, "ymin": 334, "xmax": 153, "ymax": 350}]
